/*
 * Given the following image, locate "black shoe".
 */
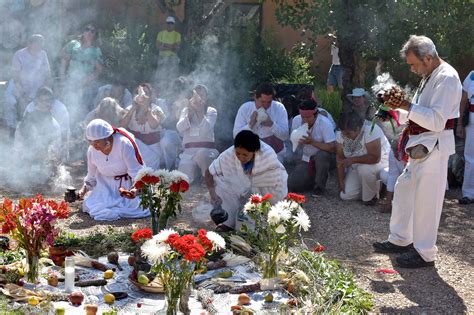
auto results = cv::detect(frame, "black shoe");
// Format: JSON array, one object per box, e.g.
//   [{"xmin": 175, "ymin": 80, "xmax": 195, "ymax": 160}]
[
  {"xmin": 396, "ymin": 250, "xmax": 435, "ymax": 268},
  {"xmin": 373, "ymin": 241, "xmax": 414, "ymax": 253},
  {"xmin": 363, "ymin": 197, "xmax": 377, "ymax": 206},
  {"xmin": 311, "ymin": 187, "xmax": 325, "ymax": 196},
  {"xmin": 458, "ymin": 196, "xmax": 474, "ymax": 205}
]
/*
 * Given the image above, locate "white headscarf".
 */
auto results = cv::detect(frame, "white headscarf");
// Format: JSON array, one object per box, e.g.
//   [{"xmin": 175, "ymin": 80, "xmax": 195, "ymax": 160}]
[{"xmin": 86, "ymin": 119, "xmax": 114, "ymax": 141}]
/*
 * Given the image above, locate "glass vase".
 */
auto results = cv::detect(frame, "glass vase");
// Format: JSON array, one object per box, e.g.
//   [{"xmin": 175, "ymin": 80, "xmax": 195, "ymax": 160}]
[
  {"xmin": 261, "ymin": 252, "xmax": 279, "ymax": 279},
  {"xmin": 25, "ymin": 252, "xmax": 40, "ymax": 283},
  {"xmin": 164, "ymin": 295, "xmax": 179, "ymax": 315}
]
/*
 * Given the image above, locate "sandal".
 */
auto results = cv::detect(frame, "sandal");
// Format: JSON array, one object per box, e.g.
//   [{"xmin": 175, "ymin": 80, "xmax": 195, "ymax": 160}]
[
  {"xmin": 215, "ymin": 224, "xmax": 234, "ymax": 233},
  {"xmin": 458, "ymin": 197, "xmax": 474, "ymax": 205}
]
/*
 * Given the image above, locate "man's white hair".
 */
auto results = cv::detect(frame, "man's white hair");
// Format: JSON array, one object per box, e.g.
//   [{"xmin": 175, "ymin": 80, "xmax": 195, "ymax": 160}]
[{"xmin": 400, "ymin": 35, "xmax": 438, "ymax": 60}]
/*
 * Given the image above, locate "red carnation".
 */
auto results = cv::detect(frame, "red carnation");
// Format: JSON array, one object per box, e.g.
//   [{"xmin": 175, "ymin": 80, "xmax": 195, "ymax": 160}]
[
  {"xmin": 261, "ymin": 194, "xmax": 272, "ymax": 202},
  {"xmin": 313, "ymin": 244, "xmax": 326, "ymax": 252},
  {"xmin": 134, "ymin": 181, "xmax": 144, "ymax": 189},
  {"xmin": 142, "ymin": 175, "xmax": 160, "ymax": 185},
  {"xmin": 184, "ymin": 243, "xmax": 206, "ymax": 262},
  {"xmin": 170, "ymin": 180, "xmax": 189, "ymax": 193},
  {"xmin": 287, "ymin": 193, "xmax": 305, "ymax": 204},
  {"xmin": 197, "ymin": 229, "xmax": 213, "ymax": 252},
  {"xmin": 131, "ymin": 228, "xmax": 153, "ymax": 242},
  {"xmin": 251, "ymin": 195, "xmax": 262, "ymax": 204}
]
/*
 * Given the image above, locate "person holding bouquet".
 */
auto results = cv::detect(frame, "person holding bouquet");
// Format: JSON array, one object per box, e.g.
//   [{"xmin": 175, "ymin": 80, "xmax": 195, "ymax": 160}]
[
  {"xmin": 78, "ymin": 119, "xmax": 150, "ymax": 221},
  {"xmin": 205, "ymin": 130, "xmax": 288, "ymax": 231},
  {"xmin": 373, "ymin": 35, "xmax": 462, "ymax": 268}
]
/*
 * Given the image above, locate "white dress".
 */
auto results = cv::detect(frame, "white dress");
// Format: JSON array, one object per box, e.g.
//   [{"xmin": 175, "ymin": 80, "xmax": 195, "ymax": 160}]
[{"xmin": 83, "ymin": 132, "xmax": 150, "ymax": 221}]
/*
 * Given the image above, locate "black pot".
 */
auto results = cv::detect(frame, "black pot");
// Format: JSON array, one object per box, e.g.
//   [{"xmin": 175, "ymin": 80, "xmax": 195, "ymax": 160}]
[
  {"xmin": 64, "ymin": 187, "xmax": 77, "ymax": 203},
  {"xmin": 210, "ymin": 205, "xmax": 228, "ymax": 225},
  {"xmin": 0, "ymin": 236, "xmax": 9, "ymax": 251}
]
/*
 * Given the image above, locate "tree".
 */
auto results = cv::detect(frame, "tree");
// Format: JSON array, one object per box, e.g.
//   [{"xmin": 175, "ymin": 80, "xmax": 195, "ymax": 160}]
[{"xmin": 272, "ymin": 0, "xmax": 474, "ymax": 109}]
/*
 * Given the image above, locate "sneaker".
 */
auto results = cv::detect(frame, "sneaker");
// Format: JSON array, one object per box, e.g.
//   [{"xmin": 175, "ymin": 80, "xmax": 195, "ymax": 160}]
[
  {"xmin": 458, "ymin": 197, "xmax": 474, "ymax": 205},
  {"xmin": 373, "ymin": 241, "xmax": 414, "ymax": 253},
  {"xmin": 396, "ymin": 250, "xmax": 435, "ymax": 268}
]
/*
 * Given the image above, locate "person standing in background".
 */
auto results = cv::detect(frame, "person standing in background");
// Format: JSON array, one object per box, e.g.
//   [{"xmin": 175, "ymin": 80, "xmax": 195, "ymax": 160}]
[
  {"xmin": 327, "ymin": 33, "xmax": 343, "ymax": 92},
  {"xmin": 156, "ymin": 16, "xmax": 181, "ymax": 88}
]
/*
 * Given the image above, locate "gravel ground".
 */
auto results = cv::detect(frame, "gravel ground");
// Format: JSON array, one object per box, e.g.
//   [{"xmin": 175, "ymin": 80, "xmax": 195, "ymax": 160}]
[{"xmin": 1, "ymin": 163, "xmax": 473, "ymax": 313}]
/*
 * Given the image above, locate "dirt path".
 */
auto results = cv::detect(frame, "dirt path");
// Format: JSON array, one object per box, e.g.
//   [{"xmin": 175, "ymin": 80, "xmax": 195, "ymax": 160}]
[{"xmin": 1, "ymin": 164, "xmax": 472, "ymax": 313}]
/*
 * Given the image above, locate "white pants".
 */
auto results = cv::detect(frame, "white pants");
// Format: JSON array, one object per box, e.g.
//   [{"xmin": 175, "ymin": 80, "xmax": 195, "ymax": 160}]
[
  {"xmin": 178, "ymin": 147, "xmax": 218, "ymax": 183},
  {"xmin": 388, "ymin": 147, "xmax": 449, "ymax": 262},
  {"xmin": 462, "ymin": 112, "xmax": 474, "ymax": 198},
  {"xmin": 340, "ymin": 163, "xmax": 385, "ymax": 202},
  {"xmin": 380, "ymin": 150, "xmax": 406, "ymax": 192}
]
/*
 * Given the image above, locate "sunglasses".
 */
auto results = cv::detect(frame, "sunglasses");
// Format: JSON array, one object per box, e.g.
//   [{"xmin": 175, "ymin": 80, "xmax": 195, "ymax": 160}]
[{"xmin": 84, "ymin": 27, "xmax": 96, "ymax": 33}]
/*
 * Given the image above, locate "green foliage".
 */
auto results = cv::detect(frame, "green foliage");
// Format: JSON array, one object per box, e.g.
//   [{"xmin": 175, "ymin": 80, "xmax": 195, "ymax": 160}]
[
  {"xmin": 272, "ymin": 0, "xmax": 473, "ymax": 85},
  {"xmin": 0, "ymin": 249, "xmax": 25, "ymax": 265},
  {"xmin": 235, "ymin": 26, "xmax": 314, "ymax": 87},
  {"xmin": 315, "ymin": 86, "xmax": 343, "ymax": 124},
  {"xmin": 53, "ymin": 232, "xmax": 80, "ymax": 248},
  {"xmin": 287, "ymin": 249, "xmax": 373, "ymax": 313},
  {"xmin": 70, "ymin": 228, "xmax": 136, "ymax": 257},
  {"xmin": 100, "ymin": 22, "xmax": 158, "ymax": 84}
]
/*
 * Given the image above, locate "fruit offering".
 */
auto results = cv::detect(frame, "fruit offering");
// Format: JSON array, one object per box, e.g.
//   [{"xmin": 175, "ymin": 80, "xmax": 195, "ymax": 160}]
[{"xmin": 380, "ymin": 85, "xmax": 405, "ymax": 108}]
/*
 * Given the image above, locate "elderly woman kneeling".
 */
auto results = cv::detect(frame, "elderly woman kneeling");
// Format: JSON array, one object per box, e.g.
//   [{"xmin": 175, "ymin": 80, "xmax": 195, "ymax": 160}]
[
  {"xmin": 79, "ymin": 119, "xmax": 150, "ymax": 220},
  {"xmin": 336, "ymin": 112, "xmax": 390, "ymax": 205},
  {"xmin": 205, "ymin": 130, "xmax": 288, "ymax": 231}
]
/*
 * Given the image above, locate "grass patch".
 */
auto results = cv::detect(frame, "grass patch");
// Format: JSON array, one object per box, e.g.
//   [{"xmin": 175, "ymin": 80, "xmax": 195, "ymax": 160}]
[{"xmin": 315, "ymin": 87, "xmax": 343, "ymax": 124}]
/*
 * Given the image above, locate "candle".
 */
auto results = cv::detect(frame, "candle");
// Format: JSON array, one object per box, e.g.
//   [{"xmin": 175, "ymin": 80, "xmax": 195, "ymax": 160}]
[{"xmin": 64, "ymin": 257, "xmax": 75, "ymax": 292}]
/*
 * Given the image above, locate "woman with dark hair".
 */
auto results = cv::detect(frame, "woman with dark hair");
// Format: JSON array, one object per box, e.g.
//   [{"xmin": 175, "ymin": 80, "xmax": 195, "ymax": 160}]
[
  {"xmin": 120, "ymin": 83, "xmax": 165, "ymax": 169},
  {"xmin": 205, "ymin": 130, "xmax": 288, "ymax": 231},
  {"xmin": 336, "ymin": 111, "xmax": 390, "ymax": 205},
  {"xmin": 60, "ymin": 23, "xmax": 104, "ymax": 123},
  {"xmin": 177, "ymin": 84, "xmax": 218, "ymax": 183}
]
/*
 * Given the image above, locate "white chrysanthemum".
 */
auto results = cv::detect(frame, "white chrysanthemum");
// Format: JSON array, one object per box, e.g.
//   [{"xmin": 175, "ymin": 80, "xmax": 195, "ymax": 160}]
[
  {"xmin": 205, "ymin": 231, "xmax": 226, "ymax": 250},
  {"xmin": 168, "ymin": 170, "xmax": 189, "ymax": 183},
  {"xmin": 267, "ymin": 207, "xmax": 282, "ymax": 225},
  {"xmin": 272, "ymin": 201, "xmax": 292, "ymax": 221},
  {"xmin": 140, "ymin": 239, "xmax": 171, "ymax": 264},
  {"xmin": 279, "ymin": 208, "xmax": 292, "ymax": 221},
  {"xmin": 275, "ymin": 224, "xmax": 286, "ymax": 234},
  {"xmin": 135, "ymin": 167, "xmax": 156, "ymax": 182},
  {"xmin": 243, "ymin": 202, "xmax": 254, "ymax": 213},
  {"xmin": 154, "ymin": 228, "xmax": 178, "ymax": 243},
  {"xmin": 294, "ymin": 210, "xmax": 311, "ymax": 232}
]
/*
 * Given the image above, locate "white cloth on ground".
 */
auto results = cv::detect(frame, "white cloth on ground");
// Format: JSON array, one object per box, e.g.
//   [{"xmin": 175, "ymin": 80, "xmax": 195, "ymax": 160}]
[
  {"xmin": 388, "ymin": 62, "xmax": 462, "ymax": 262},
  {"xmin": 177, "ymin": 106, "xmax": 218, "ymax": 182},
  {"xmin": 209, "ymin": 141, "xmax": 288, "ymax": 228},
  {"xmin": 83, "ymin": 132, "xmax": 150, "ymax": 221}
]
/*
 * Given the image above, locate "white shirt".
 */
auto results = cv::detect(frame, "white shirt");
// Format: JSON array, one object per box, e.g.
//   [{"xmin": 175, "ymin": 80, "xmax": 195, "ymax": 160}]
[
  {"xmin": 11, "ymin": 47, "xmax": 50, "ymax": 99},
  {"xmin": 463, "ymin": 71, "xmax": 474, "ymax": 104},
  {"xmin": 233, "ymin": 100, "xmax": 289, "ymax": 140},
  {"xmin": 336, "ymin": 121, "xmax": 390, "ymax": 164},
  {"xmin": 24, "ymin": 100, "xmax": 70, "ymax": 138},
  {"xmin": 331, "ymin": 44, "xmax": 340, "ymax": 65},
  {"xmin": 292, "ymin": 114, "xmax": 336, "ymax": 159},
  {"xmin": 176, "ymin": 106, "xmax": 217, "ymax": 145},
  {"xmin": 125, "ymin": 104, "xmax": 165, "ymax": 134},
  {"xmin": 407, "ymin": 62, "xmax": 462, "ymax": 156}
]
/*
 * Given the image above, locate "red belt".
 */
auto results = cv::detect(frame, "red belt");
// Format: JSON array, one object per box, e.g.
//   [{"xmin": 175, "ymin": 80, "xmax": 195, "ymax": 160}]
[
  {"xmin": 470, "ymin": 104, "xmax": 474, "ymax": 112},
  {"xmin": 184, "ymin": 142, "xmax": 215, "ymax": 149},
  {"xmin": 130, "ymin": 130, "xmax": 161, "ymax": 145},
  {"xmin": 261, "ymin": 135, "xmax": 284, "ymax": 153},
  {"xmin": 397, "ymin": 119, "xmax": 454, "ymax": 161}
]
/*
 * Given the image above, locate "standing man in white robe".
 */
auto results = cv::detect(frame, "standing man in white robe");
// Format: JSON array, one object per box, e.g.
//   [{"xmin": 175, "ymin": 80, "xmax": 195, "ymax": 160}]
[
  {"xmin": 205, "ymin": 130, "xmax": 288, "ymax": 231},
  {"xmin": 456, "ymin": 70, "xmax": 474, "ymax": 204},
  {"xmin": 233, "ymin": 83, "xmax": 289, "ymax": 161},
  {"xmin": 374, "ymin": 35, "xmax": 462, "ymax": 268},
  {"xmin": 78, "ymin": 119, "xmax": 150, "ymax": 221}
]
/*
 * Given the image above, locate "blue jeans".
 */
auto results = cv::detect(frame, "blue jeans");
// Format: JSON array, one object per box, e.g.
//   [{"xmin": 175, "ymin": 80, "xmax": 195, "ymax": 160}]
[{"xmin": 327, "ymin": 64, "xmax": 343, "ymax": 88}]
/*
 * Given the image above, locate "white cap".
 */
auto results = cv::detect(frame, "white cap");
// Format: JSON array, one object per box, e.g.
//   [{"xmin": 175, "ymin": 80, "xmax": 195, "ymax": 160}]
[
  {"xmin": 347, "ymin": 88, "xmax": 367, "ymax": 97},
  {"xmin": 86, "ymin": 119, "xmax": 114, "ymax": 141},
  {"xmin": 166, "ymin": 16, "xmax": 175, "ymax": 24}
]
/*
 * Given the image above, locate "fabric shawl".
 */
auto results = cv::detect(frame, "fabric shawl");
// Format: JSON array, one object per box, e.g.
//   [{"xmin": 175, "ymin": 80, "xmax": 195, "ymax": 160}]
[{"xmin": 210, "ymin": 141, "xmax": 287, "ymax": 189}]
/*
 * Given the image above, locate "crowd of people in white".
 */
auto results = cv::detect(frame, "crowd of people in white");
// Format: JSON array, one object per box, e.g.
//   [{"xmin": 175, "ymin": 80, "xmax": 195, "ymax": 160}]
[{"xmin": 2, "ymin": 30, "xmax": 471, "ymax": 268}]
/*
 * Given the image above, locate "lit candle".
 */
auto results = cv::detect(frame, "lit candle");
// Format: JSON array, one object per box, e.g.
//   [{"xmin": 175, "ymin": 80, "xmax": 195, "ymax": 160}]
[{"xmin": 64, "ymin": 257, "xmax": 75, "ymax": 292}]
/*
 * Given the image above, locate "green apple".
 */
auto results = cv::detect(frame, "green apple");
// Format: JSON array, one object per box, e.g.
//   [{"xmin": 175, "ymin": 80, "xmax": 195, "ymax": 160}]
[{"xmin": 138, "ymin": 274, "xmax": 150, "ymax": 285}]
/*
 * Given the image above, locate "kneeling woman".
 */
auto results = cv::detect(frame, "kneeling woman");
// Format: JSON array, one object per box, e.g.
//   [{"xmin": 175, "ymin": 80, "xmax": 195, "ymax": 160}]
[
  {"xmin": 79, "ymin": 119, "xmax": 150, "ymax": 220},
  {"xmin": 205, "ymin": 130, "xmax": 288, "ymax": 231}
]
